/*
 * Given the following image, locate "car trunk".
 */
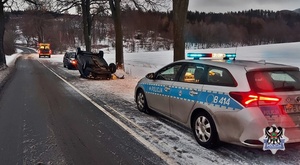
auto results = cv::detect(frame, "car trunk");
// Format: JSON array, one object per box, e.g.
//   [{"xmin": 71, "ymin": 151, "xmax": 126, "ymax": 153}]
[{"xmin": 247, "ymin": 70, "xmax": 300, "ymax": 128}]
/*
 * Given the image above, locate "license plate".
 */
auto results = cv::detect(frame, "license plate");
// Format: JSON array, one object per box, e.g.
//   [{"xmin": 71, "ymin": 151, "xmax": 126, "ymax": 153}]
[
  {"xmin": 284, "ymin": 104, "xmax": 300, "ymax": 113},
  {"xmin": 260, "ymin": 106, "xmax": 281, "ymax": 116}
]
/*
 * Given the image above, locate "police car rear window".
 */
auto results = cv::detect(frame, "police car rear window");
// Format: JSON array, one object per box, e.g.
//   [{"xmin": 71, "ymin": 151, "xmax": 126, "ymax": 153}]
[{"xmin": 248, "ymin": 70, "xmax": 300, "ymax": 92}]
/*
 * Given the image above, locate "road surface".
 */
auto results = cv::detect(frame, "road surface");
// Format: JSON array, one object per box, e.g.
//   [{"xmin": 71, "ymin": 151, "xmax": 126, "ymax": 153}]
[{"xmin": 0, "ymin": 54, "xmax": 165, "ymax": 164}]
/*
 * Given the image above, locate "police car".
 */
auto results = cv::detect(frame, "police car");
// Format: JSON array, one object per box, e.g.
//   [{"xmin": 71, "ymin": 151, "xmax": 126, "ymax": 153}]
[{"xmin": 134, "ymin": 53, "xmax": 300, "ymax": 148}]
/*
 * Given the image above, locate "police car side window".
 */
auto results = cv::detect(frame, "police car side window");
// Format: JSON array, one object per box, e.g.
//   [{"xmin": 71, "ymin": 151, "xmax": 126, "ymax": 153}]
[
  {"xmin": 207, "ymin": 67, "xmax": 235, "ymax": 86},
  {"xmin": 156, "ymin": 64, "xmax": 182, "ymax": 81},
  {"xmin": 180, "ymin": 64, "xmax": 204, "ymax": 83}
]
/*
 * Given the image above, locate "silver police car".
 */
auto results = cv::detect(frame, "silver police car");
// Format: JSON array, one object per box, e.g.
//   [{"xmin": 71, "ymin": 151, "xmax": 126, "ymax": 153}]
[{"xmin": 134, "ymin": 53, "xmax": 300, "ymax": 148}]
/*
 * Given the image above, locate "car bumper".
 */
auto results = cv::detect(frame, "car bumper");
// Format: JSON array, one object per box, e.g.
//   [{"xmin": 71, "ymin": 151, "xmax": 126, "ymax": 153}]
[
  {"xmin": 39, "ymin": 54, "xmax": 51, "ymax": 56},
  {"xmin": 68, "ymin": 63, "xmax": 78, "ymax": 69},
  {"xmin": 214, "ymin": 107, "xmax": 300, "ymax": 147}
]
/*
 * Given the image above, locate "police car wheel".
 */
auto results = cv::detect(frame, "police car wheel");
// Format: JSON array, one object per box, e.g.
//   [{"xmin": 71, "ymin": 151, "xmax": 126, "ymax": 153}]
[
  {"xmin": 192, "ymin": 112, "xmax": 219, "ymax": 149},
  {"xmin": 136, "ymin": 90, "xmax": 151, "ymax": 114}
]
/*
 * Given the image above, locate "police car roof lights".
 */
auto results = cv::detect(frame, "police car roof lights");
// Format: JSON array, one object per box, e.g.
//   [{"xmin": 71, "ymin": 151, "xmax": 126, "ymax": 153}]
[{"xmin": 187, "ymin": 53, "xmax": 236, "ymax": 60}]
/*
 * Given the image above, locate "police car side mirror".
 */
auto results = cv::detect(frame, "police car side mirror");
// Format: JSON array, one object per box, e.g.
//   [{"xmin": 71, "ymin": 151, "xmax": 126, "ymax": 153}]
[{"xmin": 146, "ymin": 73, "xmax": 155, "ymax": 79}]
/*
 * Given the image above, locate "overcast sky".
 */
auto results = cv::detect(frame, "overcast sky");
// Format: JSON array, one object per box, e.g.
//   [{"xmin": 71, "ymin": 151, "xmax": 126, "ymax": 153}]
[{"xmin": 188, "ymin": 0, "xmax": 300, "ymax": 13}]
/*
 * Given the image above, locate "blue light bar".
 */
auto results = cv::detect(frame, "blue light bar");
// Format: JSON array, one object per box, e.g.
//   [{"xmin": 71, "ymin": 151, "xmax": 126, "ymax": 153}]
[{"xmin": 187, "ymin": 53, "xmax": 236, "ymax": 60}]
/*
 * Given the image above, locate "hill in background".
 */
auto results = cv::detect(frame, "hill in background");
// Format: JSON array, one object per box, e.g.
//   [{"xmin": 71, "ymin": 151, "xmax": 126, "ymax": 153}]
[{"xmin": 294, "ymin": 8, "xmax": 300, "ymax": 13}]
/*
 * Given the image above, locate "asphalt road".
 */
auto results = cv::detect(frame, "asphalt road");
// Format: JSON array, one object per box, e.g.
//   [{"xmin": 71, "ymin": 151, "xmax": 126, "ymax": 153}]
[{"xmin": 0, "ymin": 55, "xmax": 165, "ymax": 165}]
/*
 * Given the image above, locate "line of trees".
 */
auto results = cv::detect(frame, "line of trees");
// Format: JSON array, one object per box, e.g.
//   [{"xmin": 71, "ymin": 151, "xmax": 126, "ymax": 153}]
[
  {"xmin": 121, "ymin": 9, "xmax": 300, "ymax": 49},
  {"xmin": 185, "ymin": 9, "xmax": 300, "ymax": 48},
  {"xmin": 5, "ymin": 7, "xmax": 300, "ymax": 54}
]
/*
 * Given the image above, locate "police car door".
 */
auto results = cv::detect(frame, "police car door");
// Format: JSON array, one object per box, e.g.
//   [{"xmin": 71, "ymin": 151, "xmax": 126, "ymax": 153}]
[
  {"xmin": 170, "ymin": 64, "xmax": 204, "ymax": 123},
  {"xmin": 147, "ymin": 63, "xmax": 183, "ymax": 116},
  {"xmin": 200, "ymin": 66, "xmax": 238, "ymax": 112}
]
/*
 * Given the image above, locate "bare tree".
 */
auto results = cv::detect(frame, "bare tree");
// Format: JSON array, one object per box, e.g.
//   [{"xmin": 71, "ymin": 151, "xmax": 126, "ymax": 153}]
[
  {"xmin": 0, "ymin": 0, "xmax": 42, "ymax": 69},
  {"xmin": 55, "ymin": 0, "xmax": 168, "ymax": 70},
  {"xmin": 109, "ymin": 0, "xmax": 123, "ymax": 69},
  {"xmin": 4, "ymin": 15, "xmax": 17, "ymax": 54},
  {"xmin": 56, "ymin": 0, "xmax": 107, "ymax": 52},
  {"xmin": 80, "ymin": 0, "xmax": 92, "ymax": 51},
  {"xmin": 109, "ymin": 0, "xmax": 168, "ymax": 69},
  {"xmin": 19, "ymin": 11, "xmax": 38, "ymax": 46},
  {"xmin": 172, "ymin": 0, "xmax": 188, "ymax": 61},
  {"xmin": 0, "ymin": 0, "xmax": 8, "ymax": 70}
]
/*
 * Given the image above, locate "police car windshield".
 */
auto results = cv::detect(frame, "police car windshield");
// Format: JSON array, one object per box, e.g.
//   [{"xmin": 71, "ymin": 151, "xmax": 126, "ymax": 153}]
[{"xmin": 248, "ymin": 70, "xmax": 300, "ymax": 92}]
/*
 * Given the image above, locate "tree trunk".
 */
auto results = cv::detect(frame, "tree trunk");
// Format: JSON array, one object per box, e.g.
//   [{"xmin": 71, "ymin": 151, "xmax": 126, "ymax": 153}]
[
  {"xmin": 0, "ymin": 2, "xmax": 7, "ymax": 69},
  {"xmin": 38, "ymin": 25, "xmax": 44, "ymax": 43},
  {"xmin": 172, "ymin": 0, "xmax": 189, "ymax": 61},
  {"xmin": 109, "ymin": 0, "xmax": 124, "ymax": 70},
  {"xmin": 81, "ymin": 0, "xmax": 92, "ymax": 52}
]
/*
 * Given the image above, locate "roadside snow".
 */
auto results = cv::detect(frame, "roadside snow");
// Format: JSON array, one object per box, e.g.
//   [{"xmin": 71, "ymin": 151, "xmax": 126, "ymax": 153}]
[
  {"xmin": 0, "ymin": 49, "xmax": 22, "ymax": 85},
  {"xmin": 45, "ymin": 42, "xmax": 300, "ymax": 78},
  {"xmin": 40, "ymin": 42, "xmax": 300, "ymax": 103},
  {"xmin": 6, "ymin": 53, "xmax": 21, "ymax": 67}
]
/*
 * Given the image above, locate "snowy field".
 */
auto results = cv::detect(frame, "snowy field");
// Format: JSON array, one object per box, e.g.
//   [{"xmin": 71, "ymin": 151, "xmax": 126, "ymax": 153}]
[
  {"xmin": 29, "ymin": 42, "xmax": 300, "ymax": 102},
  {"xmin": 5, "ymin": 42, "xmax": 300, "ymax": 79},
  {"xmin": 3, "ymin": 42, "xmax": 300, "ymax": 165}
]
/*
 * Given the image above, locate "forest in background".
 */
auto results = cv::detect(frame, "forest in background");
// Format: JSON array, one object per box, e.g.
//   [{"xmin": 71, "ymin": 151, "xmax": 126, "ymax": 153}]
[{"xmin": 4, "ymin": 8, "xmax": 300, "ymax": 54}]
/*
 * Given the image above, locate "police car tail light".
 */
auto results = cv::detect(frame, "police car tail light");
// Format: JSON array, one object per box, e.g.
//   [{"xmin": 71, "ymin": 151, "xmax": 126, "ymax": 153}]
[
  {"xmin": 187, "ymin": 53, "xmax": 236, "ymax": 60},
  {"xmin": 229, "ymin": 92, "xmax": 280, "ymax": 107},
  {"xmin": 257, "ymin": 95, "xmax": 280, "ymax": 106}
]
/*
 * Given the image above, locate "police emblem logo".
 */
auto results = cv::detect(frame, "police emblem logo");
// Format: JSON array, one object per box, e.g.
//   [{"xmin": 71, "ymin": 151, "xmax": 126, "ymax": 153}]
[
  {"xmin": 259, "ymin": 124, "xmax": 289, "ymax": 154},
  {"xmin": 296, "ymin": 96, "xmax": 300, "ymax": 103}
]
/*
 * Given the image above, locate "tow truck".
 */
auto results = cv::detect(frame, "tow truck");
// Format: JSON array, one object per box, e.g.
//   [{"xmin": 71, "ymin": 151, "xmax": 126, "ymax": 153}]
[{"xmin": 38, "ymin": 43, "xmax": 52, "ymax": 58}]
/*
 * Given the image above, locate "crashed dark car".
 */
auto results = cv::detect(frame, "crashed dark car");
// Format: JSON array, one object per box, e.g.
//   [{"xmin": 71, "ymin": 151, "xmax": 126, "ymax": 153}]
[{"xmin": 76, "ymin": 48, "xmax": 116, "ymax": 79}]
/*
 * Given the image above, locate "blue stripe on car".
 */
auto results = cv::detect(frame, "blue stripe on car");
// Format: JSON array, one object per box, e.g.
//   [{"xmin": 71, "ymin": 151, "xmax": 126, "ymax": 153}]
[{"xmin": 140, "ymin": 83, "xmax": 244, "ymax": 110}]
